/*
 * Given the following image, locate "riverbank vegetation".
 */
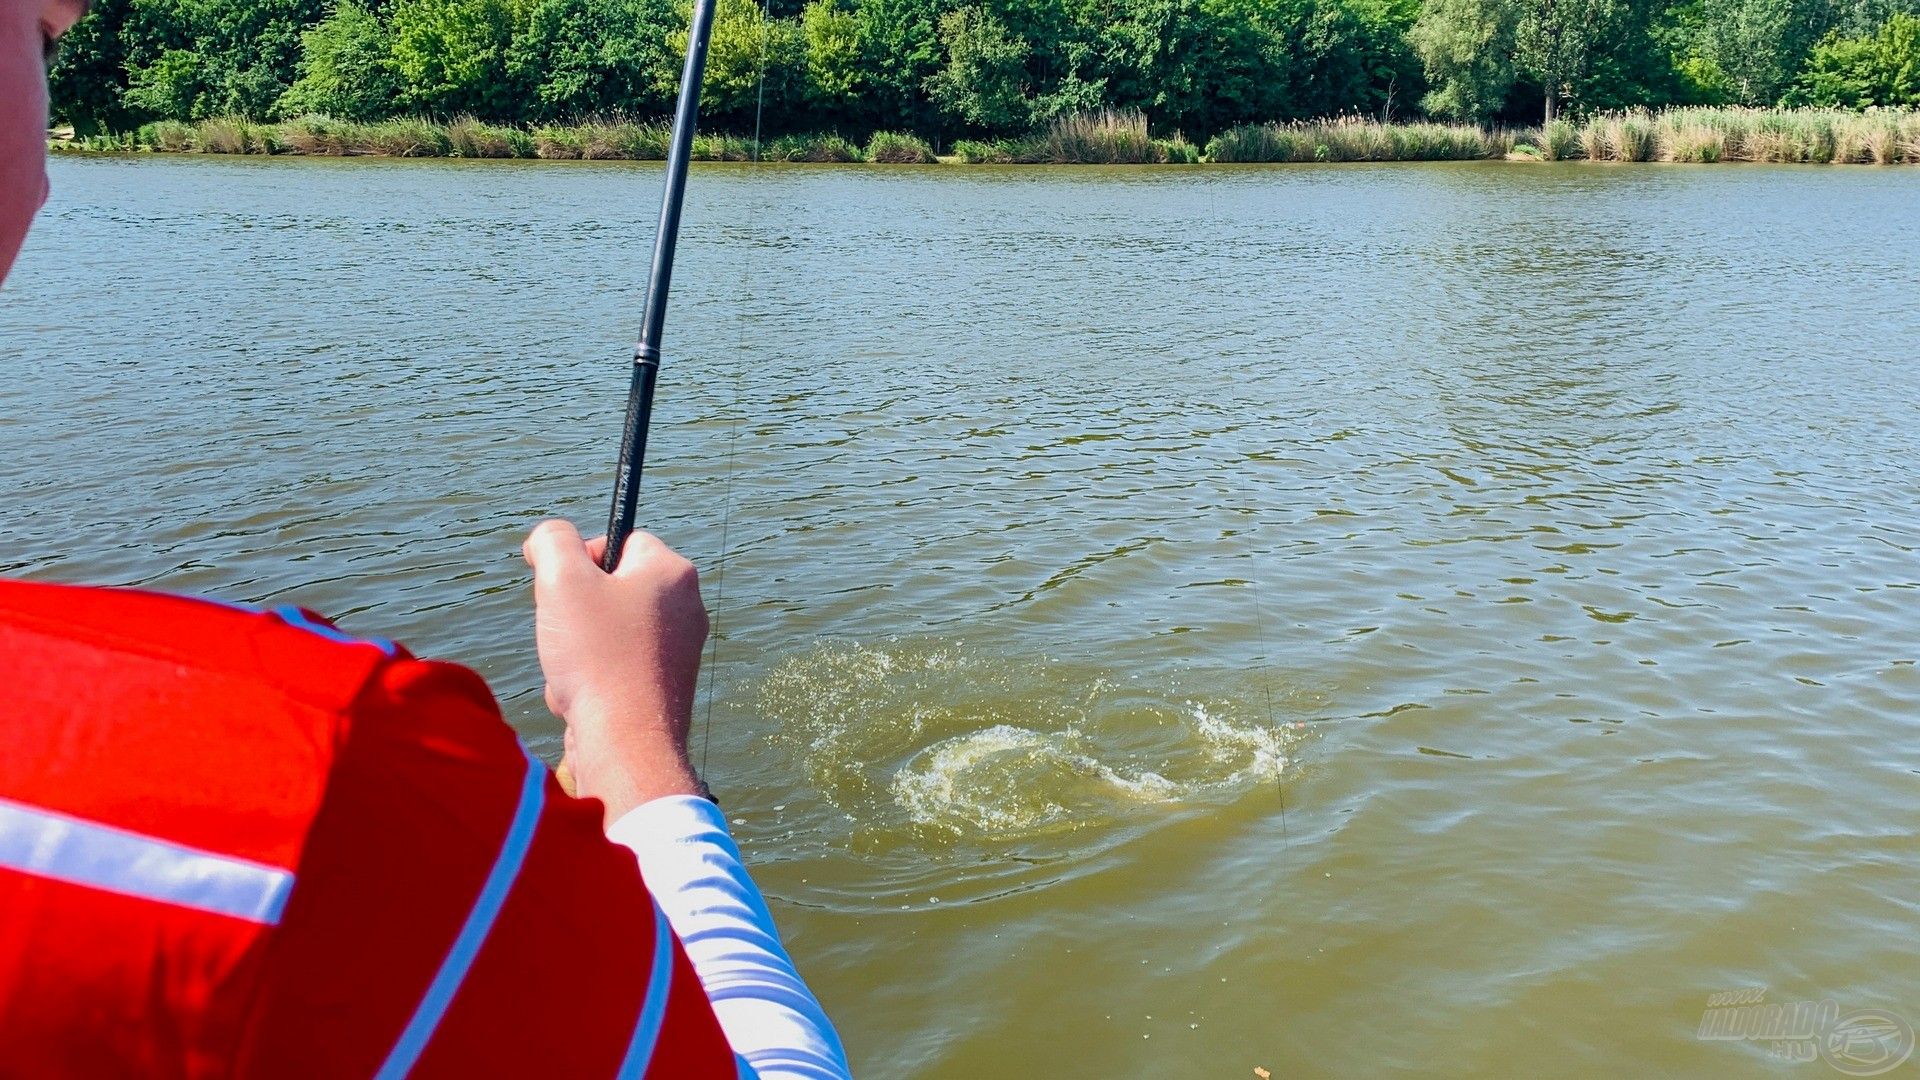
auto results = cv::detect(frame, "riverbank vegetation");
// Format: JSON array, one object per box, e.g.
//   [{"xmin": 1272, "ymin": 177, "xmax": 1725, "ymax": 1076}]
[
  {"xmin": 1212, "ymin": 107, "xmax": 1920, "ymax": 161},
  {"xmin": 58, "ymin": 107, "xmax": 1920, "ymax": 165},
  {"xmin": 62, "ymin": 115, "xmax": 942, "ymax": 162},
  {"xmin": 46, "ymin": 0, "xmax": 1920, "ymax": 154},
  {"xmin": 950, "ymin": 110, "xmax": 1199, "ymax": 163}
]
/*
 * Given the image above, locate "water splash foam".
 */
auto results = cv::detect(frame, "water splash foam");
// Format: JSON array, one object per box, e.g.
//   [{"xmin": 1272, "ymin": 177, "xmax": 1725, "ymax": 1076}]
[{"xmin": 758, "ymin": 640, "xmax": 1298, "ymax": 843}]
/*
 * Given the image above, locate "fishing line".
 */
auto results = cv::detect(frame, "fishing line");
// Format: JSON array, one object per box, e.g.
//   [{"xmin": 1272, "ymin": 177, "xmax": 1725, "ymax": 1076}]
[
  {"xmin": 1209, "ymin": 177, "xmax": 1289, "ymax": 846},
  {"xmin": 1246, "ymin": 525, "xmax": 1289, "ymax": 848},
  {"xmin": 696, "ymin": 0, "xmax": 775, "ymax": 782}
]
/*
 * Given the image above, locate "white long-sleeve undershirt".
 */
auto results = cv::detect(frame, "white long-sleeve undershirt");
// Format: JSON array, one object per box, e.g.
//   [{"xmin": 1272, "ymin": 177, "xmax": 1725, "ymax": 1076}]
[{"xmin": 607, "ymin": 796, "xmax": 851, "ymax": 1080}]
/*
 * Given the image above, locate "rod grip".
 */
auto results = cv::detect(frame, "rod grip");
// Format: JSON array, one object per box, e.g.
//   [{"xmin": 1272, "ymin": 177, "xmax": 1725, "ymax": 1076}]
[{"xmin": 602, "ymin": 358, "xmax": 660, "ymax": 572}]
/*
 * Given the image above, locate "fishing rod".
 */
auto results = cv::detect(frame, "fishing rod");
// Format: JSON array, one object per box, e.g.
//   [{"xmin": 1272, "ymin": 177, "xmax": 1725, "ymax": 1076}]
[{"xmin": 603, "ymin": 0, "xmax": 720, "ymax": 573}]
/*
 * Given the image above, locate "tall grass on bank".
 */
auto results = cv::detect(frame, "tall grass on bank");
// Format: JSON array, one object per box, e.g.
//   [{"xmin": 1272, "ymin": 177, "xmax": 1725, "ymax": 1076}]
[
  {"xmin": 1580, "ymin": 111, "xmax": 1658, "ymax": 161},
  {"xmin": 53, "ymin": 108, "xmax": 1920, "ymax": 165},
  {"xmin": 1539, "ymin": 107, "xmax": 1920, "ymax": 163},
  {"xmin": 532, "ymin": 120, "xmax": 667, "ymax": 159},
  {"xmin": 446, "ymin": 116, "xmax": 532, "ymax": 158},
  {"xmin": 195, "ymin": 116, "xmax": 278, "ymax": 155},
  {"xmin": 865, "ymin": 131, "xmax": 937, "ymax": 163},
  {"xmin": 1540, "ymin": 119, "xmax": 1580, "ymax": 161},
  {"xmin": 954, "ymin": 110, "xmax": 1198, "ymax": 164},
  {"xmin": 950, "ymin": 139, "xmax": 1014, "ymax": 164},
  {"xmin": 764, "ymin": 133, "xmax": 861, "ymax": 162},
  {"xmin": 1207, "ymin": 118, "xmax": 1500, "ymax": 162},
  {"xmin": 62, "ymin": 116, "xmax": 928, "ymax": 164},
  {"xmin": 1205, "ymin": 108, "xmax": 1917, "ymax": 164},
  {"xmin": 1022, "ymin": 110, "xmax": 1197, "ymax": 163}
]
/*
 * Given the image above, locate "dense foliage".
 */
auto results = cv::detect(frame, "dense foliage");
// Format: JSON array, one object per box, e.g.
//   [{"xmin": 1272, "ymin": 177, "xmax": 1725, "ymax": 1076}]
[{"xmin": 49, "ymin": 0, "xmax": 1920, "ymax": 138}]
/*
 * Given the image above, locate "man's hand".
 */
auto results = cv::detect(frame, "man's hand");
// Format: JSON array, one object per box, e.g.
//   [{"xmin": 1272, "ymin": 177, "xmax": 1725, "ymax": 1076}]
[{"xmin": 523, "ymin": 519, "xmax": 708, "ymax": 824}]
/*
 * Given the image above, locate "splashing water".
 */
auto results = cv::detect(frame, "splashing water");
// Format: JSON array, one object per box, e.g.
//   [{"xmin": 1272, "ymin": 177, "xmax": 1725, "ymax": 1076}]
[
  {"xmin": 891, "ymin": 724, "xmax": 1182, "ymax": 837},
  {"xmin": 756, "ymin": 640, "xmax": 1300, "ymax": 845}
]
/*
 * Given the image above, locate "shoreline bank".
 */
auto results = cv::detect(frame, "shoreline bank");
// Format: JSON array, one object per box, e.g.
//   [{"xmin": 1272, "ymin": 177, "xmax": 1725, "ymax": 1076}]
[{"xmin": 51, "ymin": 108, "xmax": 1920, "ymax": 167}]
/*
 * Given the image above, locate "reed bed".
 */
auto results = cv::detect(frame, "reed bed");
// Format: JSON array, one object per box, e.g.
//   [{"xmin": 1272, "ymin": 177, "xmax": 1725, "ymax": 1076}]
[
  {"xmin": 194, "ymin": 116, "xmax": 278, "ymax": 155},
  {"xmin": 533, "ymin": 121, "xmax": 669, "ymax": 160},
  {"xmin": 1206, "ymin": 108, "xmax": 1916, "ymax": 164},
  {"xmin": 64, "ymin": 117, "xmax": 922, "ymax": 163},
  {"xmin": 1207, "ymin": 118, "xmax": 1499, "ymax": 162},
  {"xmin": 1534, "ymin": 107, "xmax": 1920, "ymax": 163},
  {"xmin": 763, "ymin": 133, "xmax": 862, "ymax": 163},
  {"xmin": 952, "ymin": 110, "xmax": 1197, "ymax": 164},
  {"xmin": 52, "ymin": 108, "xmax": 1920, "ymax": 165},
  {"xmin": 950, "ymin": 138, "xmax": 1015, "ymax": 164},
  {"xmin": 1540, "ymin": 119, "xmax": 1580, "ymax": 161},
  {"xmin": 864, "ymin": 131, "xmax": 937, "ymax": 163},
  {"xmin": 1019, "ymin": 109, "xmax": 1193, "ymax": 164}
]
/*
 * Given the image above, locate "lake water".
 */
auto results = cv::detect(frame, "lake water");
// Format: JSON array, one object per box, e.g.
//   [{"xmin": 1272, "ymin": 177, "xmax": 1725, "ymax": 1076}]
[{"xmin": 5, "ymin": 155, "xmax": 1918, "ymax": 1077}]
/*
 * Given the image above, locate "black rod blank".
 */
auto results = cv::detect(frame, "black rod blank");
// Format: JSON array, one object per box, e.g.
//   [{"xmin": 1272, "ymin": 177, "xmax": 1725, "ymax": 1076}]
[{"xmin": 603, "ymin": 0, "xmax": 719, "ymax": 572}]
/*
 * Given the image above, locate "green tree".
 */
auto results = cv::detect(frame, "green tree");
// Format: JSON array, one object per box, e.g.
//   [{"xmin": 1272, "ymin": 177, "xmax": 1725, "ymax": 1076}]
[
  {"xmin": 387, "ymin": 0, "xmax": 527, "ymax": 118},
  {"xmin": 48, "ymin": 0, "xmax": 1920, "ymax": 140},
  {"xmin": 130, "ymin": 0, "xmax": 326, "ymax": 118},
  {"xmin": 124, "ymin": 48, "xmax": 209, "ymax": 119},
  {"xmin": 276, "ymin": 3, "xmax": 401, "ymax": 120},
  {"xmin": 1293, "ymin": 0, "xmax": 1422, "ymax": 119},
  {"xmin": 1572, "ymin": 0, "xmax": 1695, "ymax": 111},
  {"xmin": 1094, "ymin": 0, "xmax": 1298, "ymax": 138},
  {"xmin": 679, "ymin": 0, "xmax": 805, "ymax": 128},
  {"xmin": 853, "ymin": 0, "xmax": 947, "ymax": 133},
  {"xmin": 1688, "ymin": 0, "xmax": 1838, "ymax": 103},
  {"xmin": 927, "ymin": 6, "xmax": 1032, "ymax": 128},
  {"xmin": 1515, "ymin": 0, "xmax": 1620, "ymax": 120},
  {"xmin": 1788, "ymin": 11, "xmax": 1920, "ymax": 104},
  {"xmin": 507, "ymin": 0, "xmax": 680, "ymax": 120},
  {"xmin": 1414, "ymin": 0, "xmax": 1666, "ymax": 120},
  {"xmin": 1027, "ymin": 49, "xmax": 1108, "ymax": 121},
  {"xmin": 48, "ymin": 0, "xmax": 138, "ymax": 133},
  {"xmin": 920, "ymin": 0, "xmax": 1105, "ymax": 127},
  {"xmin": 118, "ymin": 0, "xmax": 328, "ymax": 119},
  {"xmin": 801, "ymin": 0, "xmax": 864, "ymax": 112},
  {"xmin": 1338, "ymin": 0, "xmax": 1426, "ymax": 118},
  {"xmin": 1794, "ymin": 29, "xmax": 1884, "ymax": 102},
  {"xmin": 1409, "ymin": 0, "xmax": 1517, "ymax": 120}
]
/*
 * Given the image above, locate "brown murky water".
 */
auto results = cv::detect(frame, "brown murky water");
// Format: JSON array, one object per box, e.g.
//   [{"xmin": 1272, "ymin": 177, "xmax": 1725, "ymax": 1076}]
[{"xmin": 5, "ymin": 155, "xmax": 1918, "ymax": 1077}]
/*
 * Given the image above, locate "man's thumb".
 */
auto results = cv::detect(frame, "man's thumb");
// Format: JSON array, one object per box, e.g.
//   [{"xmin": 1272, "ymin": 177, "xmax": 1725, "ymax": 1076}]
[{"xmin": 523, "ymin": 519, "xmax": 590, "ymax": 576}]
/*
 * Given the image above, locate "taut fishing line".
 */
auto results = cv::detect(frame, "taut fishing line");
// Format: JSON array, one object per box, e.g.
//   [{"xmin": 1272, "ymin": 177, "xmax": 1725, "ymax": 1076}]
[
  {"xmin": 1247, "ymin": 518, "xmax": 1289, "ymax": 847},
  {"xmin": 1213, "ymin": 177, "xmax": 1290, "ymax": 845},
  {"xmin": 696, "ymin": 0, "xmax": 775, "ymax": 782}
]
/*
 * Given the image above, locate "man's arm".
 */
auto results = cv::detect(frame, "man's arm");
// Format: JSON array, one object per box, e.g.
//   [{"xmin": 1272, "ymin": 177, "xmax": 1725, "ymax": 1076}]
[
  {"xmin": 610, "ymin": 797, "xmax": 851, "ymax": 1080},
  {"xmin": 523, "ymin": 520, "xmax": 851, "ymax": 1080}
]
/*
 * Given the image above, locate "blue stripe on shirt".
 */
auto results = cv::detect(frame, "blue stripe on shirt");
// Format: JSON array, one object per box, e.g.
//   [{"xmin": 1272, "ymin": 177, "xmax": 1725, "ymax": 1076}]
[
  {"xmin": 273, "ymin": 605, "xmax": 398, "ymax": 656},
  {"xmin": 375, "ymin": 745, "xmax": 545, "ymax": 1079},
  {"xmin": 615, "ymin": 900, "xmax": 679, "ymax": 1078}
]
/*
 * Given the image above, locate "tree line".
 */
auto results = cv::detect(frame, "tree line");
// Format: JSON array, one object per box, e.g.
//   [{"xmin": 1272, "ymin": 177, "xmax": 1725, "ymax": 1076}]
[{"xmin": 50, "ymin": 0, "xmax": 1920, "ymax": 142}]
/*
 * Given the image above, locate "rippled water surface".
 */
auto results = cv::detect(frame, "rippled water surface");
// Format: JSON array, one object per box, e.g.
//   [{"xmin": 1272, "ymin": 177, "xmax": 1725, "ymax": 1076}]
[{"xmin": 6, "ymin": 156, "xmax": 1919, "ymax": 1076}]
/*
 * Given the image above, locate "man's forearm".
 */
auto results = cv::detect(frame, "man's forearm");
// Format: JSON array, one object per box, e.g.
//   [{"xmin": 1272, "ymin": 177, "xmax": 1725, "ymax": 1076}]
[{"xmin": 607, "ymin": 796, "xmax": 852, "ymax": 1080}]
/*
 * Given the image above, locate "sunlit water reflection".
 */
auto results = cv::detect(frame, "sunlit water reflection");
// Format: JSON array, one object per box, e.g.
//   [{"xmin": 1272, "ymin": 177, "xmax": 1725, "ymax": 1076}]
[{"xmin": 4, "ymin": 156, "xmax": 1917, "ymax": 1076}]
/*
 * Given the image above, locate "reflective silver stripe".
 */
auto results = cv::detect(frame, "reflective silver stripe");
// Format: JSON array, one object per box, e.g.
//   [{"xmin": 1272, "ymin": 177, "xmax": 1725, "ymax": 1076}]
[{"xmin": 0, "ymin": 797, "xmax": 293, "ymax": 924}]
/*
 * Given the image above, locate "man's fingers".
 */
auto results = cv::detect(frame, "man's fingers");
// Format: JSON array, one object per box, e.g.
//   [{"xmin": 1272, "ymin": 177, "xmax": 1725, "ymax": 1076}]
[
  {"xmin": 611, "ymin": 529, "xmax": 670, "ymax": 577},
  {"xmin": 528, "ymin": 523, "xmax": 689, "ymax": 583},
  {"xmin": 523, "ymin": 519, "xmax": 591, "ymax": 577}
]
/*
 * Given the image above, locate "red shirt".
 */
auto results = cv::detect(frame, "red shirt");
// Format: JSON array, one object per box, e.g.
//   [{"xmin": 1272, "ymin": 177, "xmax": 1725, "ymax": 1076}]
[{"xmin": 0, "ymin": 579, "xmax": 737, "ymax": 1078}]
